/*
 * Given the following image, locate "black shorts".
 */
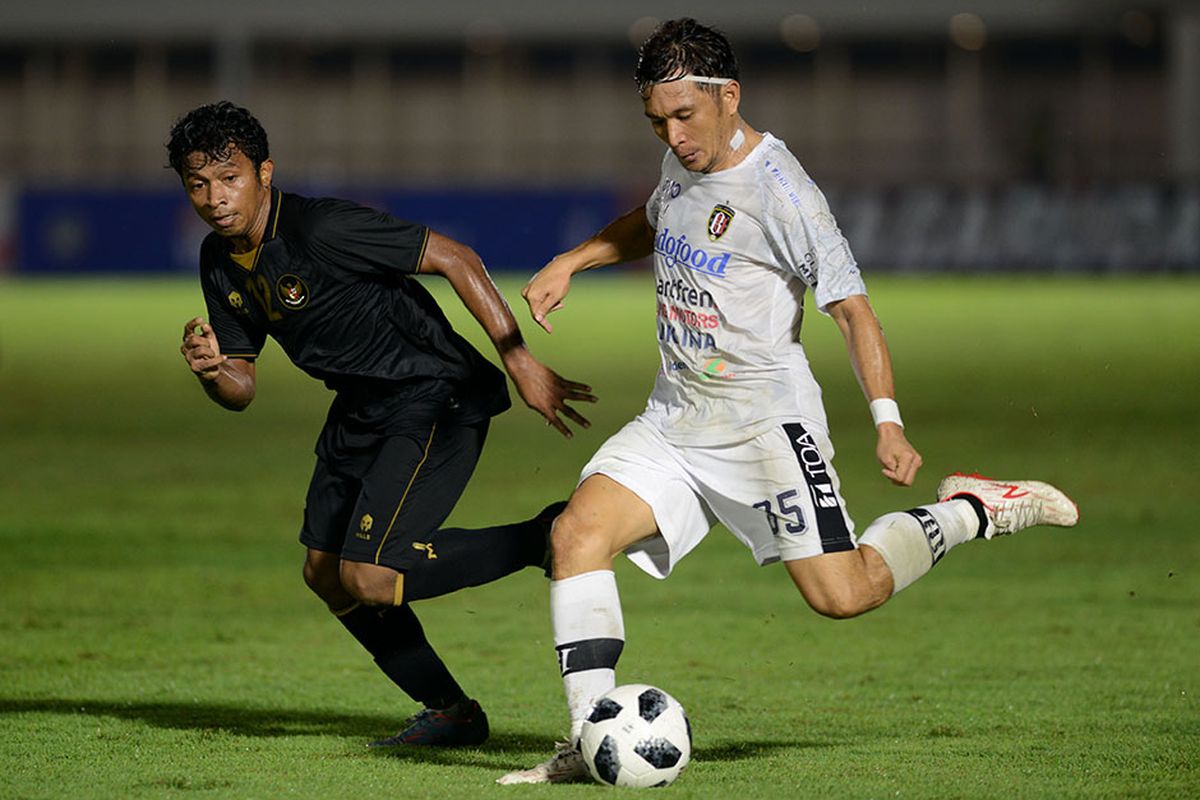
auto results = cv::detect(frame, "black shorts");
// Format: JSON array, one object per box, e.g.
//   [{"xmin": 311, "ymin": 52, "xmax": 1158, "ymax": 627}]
[{"xmin": 299, "ymin": 418, "xmax": 488, "ymax": 571}]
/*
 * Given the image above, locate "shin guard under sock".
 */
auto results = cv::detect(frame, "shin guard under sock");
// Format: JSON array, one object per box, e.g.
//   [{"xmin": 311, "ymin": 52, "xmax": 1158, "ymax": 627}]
[
  {"xmin": 551, "ymin": 570, "xmax": 625, "ymax": 742},
  {"xmin": 334, "ymin": 602, "xmax": 464, "ymax": 709},
  {"xmin": 858, "ymin": 500, "xmax": 981, "ymax": 594}
]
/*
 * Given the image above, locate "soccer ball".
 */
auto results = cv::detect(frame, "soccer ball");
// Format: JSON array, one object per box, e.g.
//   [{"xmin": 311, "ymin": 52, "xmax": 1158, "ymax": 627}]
[{"xmin": 579, "ymin": 684, "xmax": 692, "ymax": 788}]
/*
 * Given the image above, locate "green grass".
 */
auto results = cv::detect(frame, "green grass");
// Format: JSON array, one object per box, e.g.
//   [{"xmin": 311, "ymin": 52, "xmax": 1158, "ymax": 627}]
[{"xmin": 1, "ymin": 274, "xmax": 1197, "ymax": 799}]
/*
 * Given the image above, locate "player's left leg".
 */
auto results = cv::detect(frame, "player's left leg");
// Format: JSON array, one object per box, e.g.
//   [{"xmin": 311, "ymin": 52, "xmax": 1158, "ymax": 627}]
[
  {"xmin": 784, "ymin": 495, "xmax": 982, "ymax": 617},
  {"xmin": 703, "ymin": 420, "xmax": 993, "ymax": 618},
  {"xmin": 788, "ymin": 475, "xmax": 1079, "ymax": 616}
]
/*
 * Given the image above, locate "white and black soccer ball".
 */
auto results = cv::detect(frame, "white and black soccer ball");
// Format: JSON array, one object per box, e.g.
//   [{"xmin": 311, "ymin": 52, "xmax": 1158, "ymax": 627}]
[{"xmin": 579, "ymin": 684, "xmax": 692, "ymax": 788}]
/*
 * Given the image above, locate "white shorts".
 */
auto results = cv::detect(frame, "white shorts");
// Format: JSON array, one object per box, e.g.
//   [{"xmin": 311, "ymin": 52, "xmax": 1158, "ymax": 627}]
[{"xmin": 579, "ymin": 415, "xmax": 857, "ymax": 579}]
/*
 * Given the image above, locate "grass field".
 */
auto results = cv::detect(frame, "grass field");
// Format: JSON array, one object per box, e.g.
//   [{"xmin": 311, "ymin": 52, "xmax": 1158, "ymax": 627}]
[{"xmin": 1, "ymin": 273, "xmax": 1197, "ymax": 799}]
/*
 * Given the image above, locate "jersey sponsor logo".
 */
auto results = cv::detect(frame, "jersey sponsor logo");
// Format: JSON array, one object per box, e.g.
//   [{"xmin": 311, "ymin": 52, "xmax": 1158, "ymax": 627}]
[
  {"xmin": 662, "ymin": 178, "xmax": 682, "ymax": 199},
  {"xmin": 797, "ymin": 250, "xmax": 818, "ymax": 286},
  {"xmin": 658, "ymin": 321, "xmax": 717, "ymax": 350},
  {"xmin": 658, "ymin": 357, "xmax": 736, "ymax": 380},
  {"xmin": 656, "ymin": 277, "xmax": 715, "ymax": 308},
  {"xmin": 791, "ymin": 429, "xmax": 840, "ymax": 509},
  {"xmin": 654, "ymin": 228, "xmax": 731, "ymax": 277},
  {"xmin": 657, "ymin": 301, "xmax": 719, "ymax": 330},
  {"xmin": 227, "ymin": 290, "xmax": 250, "ymax": 315},
  {"xmin": 699, "ymin": 357, "xmax": 736, "ymax": 380},
  {"xmin": 706, "ymin": 204, "xmax": 735, "ymax": 241},
  {"xmin": 276, "ymin": 274, "xmax": 310, "ymax": 310}
]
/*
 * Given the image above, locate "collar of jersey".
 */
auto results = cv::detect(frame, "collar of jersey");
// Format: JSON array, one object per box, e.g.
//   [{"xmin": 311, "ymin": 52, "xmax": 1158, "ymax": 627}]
[{"xmin": 227, "ymin": 188, "xmax": 283, "ymax": 273}]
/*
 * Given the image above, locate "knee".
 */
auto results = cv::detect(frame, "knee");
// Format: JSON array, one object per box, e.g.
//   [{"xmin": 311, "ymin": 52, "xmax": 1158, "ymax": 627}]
[
  {"xmin": 303, "ymin": 552, "xmax": 345, "ymax": 603},
  {"xmin": 549, "ymin": 509, "xmax": 588, "ymax": 557},
  {"xmin": 549, "ymin": 510, "xmax": 614, "ymax": 578},
  {"xmin": 339, "ymin": 560, "xmax": 399, "ymax": 607}
]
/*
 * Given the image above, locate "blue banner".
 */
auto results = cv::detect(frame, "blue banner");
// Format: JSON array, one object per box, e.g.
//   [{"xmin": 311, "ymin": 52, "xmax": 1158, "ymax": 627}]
[{"xmin": 16, "ymin": 186, "xmax": 623, "ymax": 274}]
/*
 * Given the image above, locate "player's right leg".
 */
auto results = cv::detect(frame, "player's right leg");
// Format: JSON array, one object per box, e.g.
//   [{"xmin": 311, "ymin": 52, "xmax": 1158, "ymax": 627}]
[
  {"xmin": 499, "ymin": 420, "xmax": 710, "ymax": 785},
  {"xmin": 496, "ymin": 475, "xmax": 657, "ymax": 785}
]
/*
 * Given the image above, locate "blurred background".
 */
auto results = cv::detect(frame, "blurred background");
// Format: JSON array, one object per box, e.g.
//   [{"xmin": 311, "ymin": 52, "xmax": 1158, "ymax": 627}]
[{"xmin": 1, "ymin": 0, "xmax": 1198, "ymax": 275}]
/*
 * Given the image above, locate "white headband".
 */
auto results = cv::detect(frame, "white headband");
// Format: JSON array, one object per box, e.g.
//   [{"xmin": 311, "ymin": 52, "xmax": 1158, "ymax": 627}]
[
  {"xmin": 638, "ymin": 73, "xmax": 733, "ymax": 94},
  {"xmin": 676, "ymin": 74, "xmax": 732, "ymax": 86}
]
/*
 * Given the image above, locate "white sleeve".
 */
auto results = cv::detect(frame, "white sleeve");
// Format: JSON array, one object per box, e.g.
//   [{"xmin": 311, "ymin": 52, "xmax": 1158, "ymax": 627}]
[{"xmin": 761, "ymin": 165, "xmax": 866, "ymax": 314}]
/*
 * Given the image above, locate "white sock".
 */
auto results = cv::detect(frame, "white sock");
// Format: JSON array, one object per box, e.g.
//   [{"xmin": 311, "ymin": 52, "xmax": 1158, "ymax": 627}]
[
  {"xmin": 858, "ymin": 500, "xmax": 979, "ymax": 594},
  {"xmin": 551, "ymin": 570, "xmax": 624, "ymax": 742}
]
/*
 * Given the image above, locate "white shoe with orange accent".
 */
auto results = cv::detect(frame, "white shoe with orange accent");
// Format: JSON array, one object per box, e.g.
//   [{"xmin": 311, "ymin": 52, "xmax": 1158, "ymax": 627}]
[{"xmin": 937, "ymin": 472, "xmax": 1079, "ymax": 538}]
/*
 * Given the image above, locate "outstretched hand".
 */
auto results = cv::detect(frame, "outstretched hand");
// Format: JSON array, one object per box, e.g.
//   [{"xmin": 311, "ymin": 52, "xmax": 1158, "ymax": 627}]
[
  {"xmin": 504, "ymin": 349, "xmax": 596, "ymax": 438},
  {"xmin": 180, "ymin": 316, "xmax": 225, "ymax": 380},
  {"xmin": 876, "ymin": 424, "xmax": 922, "ymax": 486},
  {"xmin": 521, "ymin": 259, "xmax": 572, "ymax": 334}
]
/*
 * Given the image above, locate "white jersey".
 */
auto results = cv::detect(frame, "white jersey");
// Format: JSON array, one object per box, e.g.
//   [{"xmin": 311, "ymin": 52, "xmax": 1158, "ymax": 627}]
[{"xmin": 641, "ymin": 132, "xmax": 867, "ymax": 445}]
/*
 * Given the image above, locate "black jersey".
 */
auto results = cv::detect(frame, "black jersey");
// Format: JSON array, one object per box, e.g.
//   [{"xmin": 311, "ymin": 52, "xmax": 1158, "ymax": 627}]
[{"xmin": 199, "ymin": 189, "xmax": 510, "ymax": 431}]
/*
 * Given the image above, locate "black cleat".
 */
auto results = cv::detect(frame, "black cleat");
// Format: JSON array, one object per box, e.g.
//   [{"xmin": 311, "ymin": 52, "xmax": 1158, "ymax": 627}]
[{"xmin": 368, "ymin": 698, "xmax": 489, "ymax": 747}]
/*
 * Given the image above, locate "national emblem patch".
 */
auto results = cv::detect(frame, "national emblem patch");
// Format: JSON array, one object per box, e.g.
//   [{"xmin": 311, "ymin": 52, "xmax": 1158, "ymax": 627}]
[
  {"xmin": 707, "ymin": 204, "xmax": 735, "ymax": 241},
  {"xmin": 276, "ymin": 274, "xmax": 310, "ymax": 309}
]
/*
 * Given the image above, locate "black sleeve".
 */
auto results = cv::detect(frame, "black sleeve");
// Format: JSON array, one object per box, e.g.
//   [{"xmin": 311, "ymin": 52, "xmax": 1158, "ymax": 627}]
[
  {"xmin": 200, "ymin": 245, "xmax": 267, "ymax": 360},
  {"xmin": 305, "ymin": 198, "xmax": 430, "ymax": 277}
]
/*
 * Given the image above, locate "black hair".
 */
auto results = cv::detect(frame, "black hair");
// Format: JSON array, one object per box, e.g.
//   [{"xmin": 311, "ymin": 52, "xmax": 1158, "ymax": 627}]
[
  {"xmin": 634, "ymin": 18, "xmax": 739, "ymax": 95},
  {"xmin": 166, "ymin": 101, "xmax": 270, "ymax": 177}
]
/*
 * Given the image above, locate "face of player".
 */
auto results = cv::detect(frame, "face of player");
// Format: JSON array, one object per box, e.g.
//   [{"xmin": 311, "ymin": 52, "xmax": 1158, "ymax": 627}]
[
  {"xmin": 181, "ymin": 146, "xmax": 274, "ymax": 252},
  {"xmin": 643, "ymin": 80, "xmax": 742, "ymax": 174}
]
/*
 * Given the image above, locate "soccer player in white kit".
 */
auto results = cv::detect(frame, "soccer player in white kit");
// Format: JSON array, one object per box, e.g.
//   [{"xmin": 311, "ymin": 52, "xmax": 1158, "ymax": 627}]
[{"xmin": 499, "ymin": 18, "xmax": 1079, "ymax": 784}]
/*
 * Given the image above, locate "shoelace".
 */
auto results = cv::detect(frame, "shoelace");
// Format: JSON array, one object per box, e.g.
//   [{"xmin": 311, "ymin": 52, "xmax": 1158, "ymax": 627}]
[{"xmin": 994, "ymin": 496, "xmax": 1044, "ymax": 533}]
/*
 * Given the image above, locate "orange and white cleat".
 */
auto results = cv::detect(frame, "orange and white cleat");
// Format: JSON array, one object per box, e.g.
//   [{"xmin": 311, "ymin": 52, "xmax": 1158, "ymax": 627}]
[{"xmin": 937, "ymin": 472, "xmax": 1079, "ymax": 538}]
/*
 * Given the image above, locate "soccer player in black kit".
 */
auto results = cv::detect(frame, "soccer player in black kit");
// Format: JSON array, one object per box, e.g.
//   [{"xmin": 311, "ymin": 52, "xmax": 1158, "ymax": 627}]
[{"xmin": 171, "ymin": 101, "xmax": 595, "ymax": 747}]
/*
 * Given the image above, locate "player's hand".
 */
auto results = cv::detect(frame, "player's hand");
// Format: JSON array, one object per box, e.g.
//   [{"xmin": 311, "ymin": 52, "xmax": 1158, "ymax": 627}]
[
  {"xmin": 875, "ymin": 424, "xmax": 922, "ymax": 486},
  {"xmin": 521, "ymin": 258, "xmax": 574, "ymax": 334},
  {"xmin": 180, "ymin": 316, "xmax": 226, "ymax": 381},
  {"xmin": 503, "ymin": 348, "xmax": 596, "ymax": 438}
]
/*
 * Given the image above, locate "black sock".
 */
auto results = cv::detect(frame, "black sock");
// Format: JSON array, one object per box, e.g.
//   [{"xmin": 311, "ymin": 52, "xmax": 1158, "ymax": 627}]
[
  {"xmin": 953, "ymin": 494, "xmax": 991, "ymax": 539},
  {"xmin": 401, "ymin": 502, "xmax": 565, "ymax": 602},
  {"xmin": 335, "ymin": 602, "xmax": 464, "ymax": 709}
]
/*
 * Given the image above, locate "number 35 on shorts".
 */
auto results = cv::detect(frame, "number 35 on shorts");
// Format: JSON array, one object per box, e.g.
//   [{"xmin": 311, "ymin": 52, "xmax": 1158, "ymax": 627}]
[{"xmin": 753, "ymin": 489, "xmax": 807, "ymax": 537}]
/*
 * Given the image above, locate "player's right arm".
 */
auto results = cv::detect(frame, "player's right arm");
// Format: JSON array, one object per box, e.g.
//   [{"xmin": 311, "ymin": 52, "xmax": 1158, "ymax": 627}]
[
  {"xmin": 522, "ymin": 205, "xmax": 655, "ymax": 333},
  {"xmin": 181, "ymin": 317, "xmax": 257, "ymax": 411}
]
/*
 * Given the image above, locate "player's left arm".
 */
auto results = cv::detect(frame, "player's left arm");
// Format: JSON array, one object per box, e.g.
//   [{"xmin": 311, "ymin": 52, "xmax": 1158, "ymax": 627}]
[
  {"xmin": 418, "ymin": 231, "xmax": 597, "ymax": 438},
  {"xmin": 827, "ymin": 294, "xmax": 922, "ymax": 487}
]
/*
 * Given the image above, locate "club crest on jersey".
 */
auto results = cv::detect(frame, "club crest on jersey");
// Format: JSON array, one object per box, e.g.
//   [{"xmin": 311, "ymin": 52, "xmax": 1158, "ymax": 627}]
[
  {"xmin": 707, "ymin": 204, "xmax": 735, "ymax": 241},
  {"xmin": 276, "ymin": 274, "xmax": 310, "ymax": 309}
]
